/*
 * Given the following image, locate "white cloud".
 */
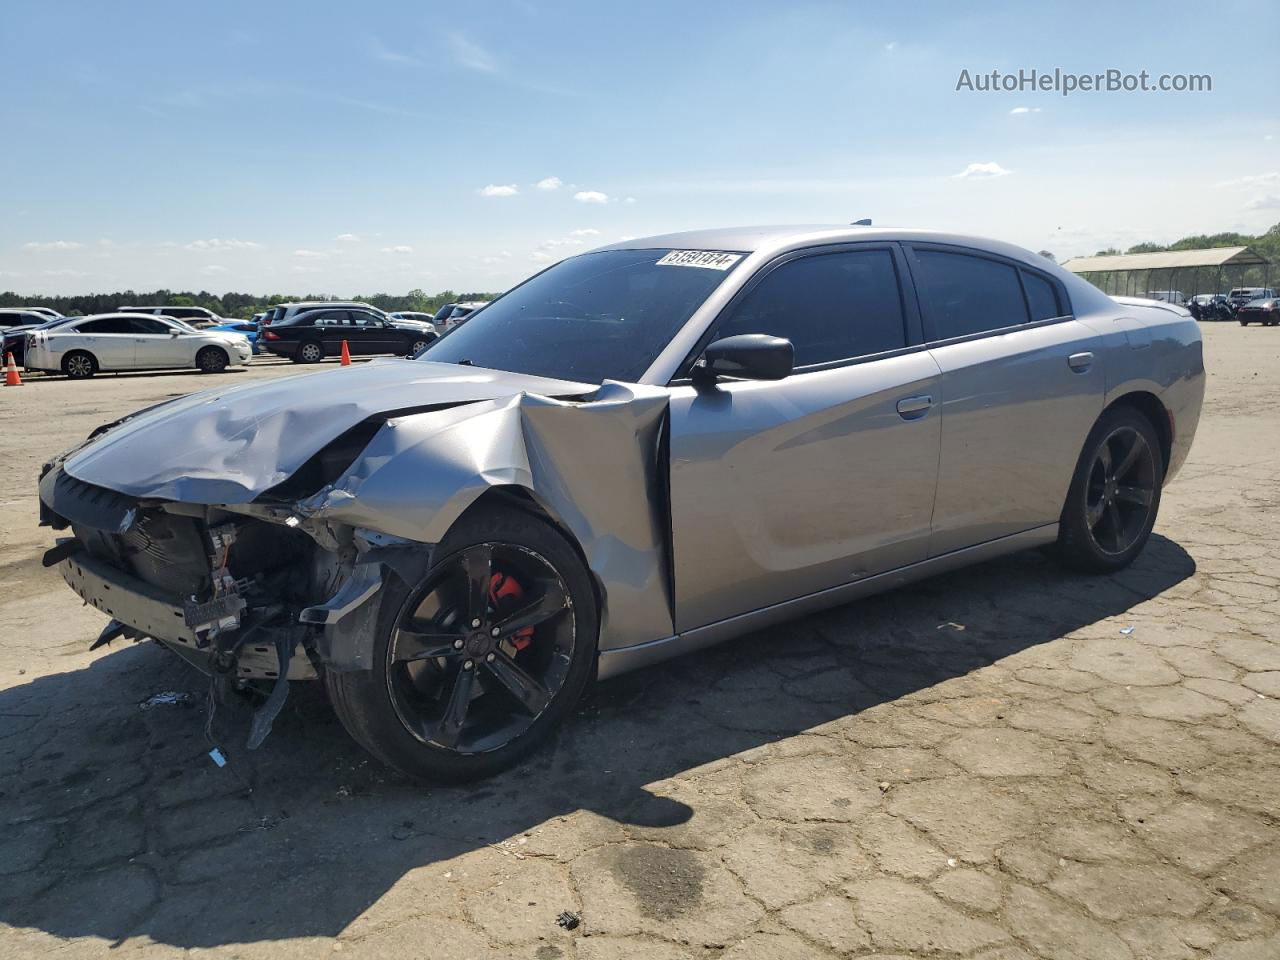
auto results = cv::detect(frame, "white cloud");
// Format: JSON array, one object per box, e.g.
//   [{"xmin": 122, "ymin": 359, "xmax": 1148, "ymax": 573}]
[
  {"xmin": 530, "ymin": 251, "xmax": 553, "ymax": 262},
  {"xmin": 573, "ymin": 190, "xmax": 609, "ymax": 204},
  {"xmin": 447, "ymin": 32, "xmax": 496, "ymax": 73},
  {"xmin": 1009, "ymin": 106, "xmax": 1042, "ymax": 115},
  {"xmin": 184, "ymin": 238, "xmax": 261, "ymax": 251},
  {"xmin": 23, "ymin": 240, "xmax": 83, "ymax": 251},
  {"xmin": 42, "ymin": 268, "xmax": 87, "ymax": 277},
  {"xmin": 334, "ymin": 233, "xmax": 361, "ymax": 242},
  {"xmin": 200, "ymin": 265, "xmax": 227, "ymax": 275},
  {"xmin": 952, "ymin": 162, "xmax": 1013, "ymax": 179},
  {"xmin": 481, "ymin": 251, "xmax": 512, "ymax": 264},
  {"xmin": 381, "ymin": 245, "xmax": 414, "ymax": 254},
  {"xmin": 1216, "ymin": 171, "xmax": 1280, "ymax": 189},
  {"xmin": 369, "ymin": 37, "xmax": 419, "ymax": 65},
  {"xmin": 623, "ymin": 196, "xmax": 637, "ymax": 204},
  {"xmin": 479, "ymin": 183, "xmax": 519, "ymax": 197},
  {"xmin": 570, "ymin": 228, "xmax": 600, "ymax": 237},
  {"xmin": 1244, "ymin": 194, "xmax": 1280, "ymax": 211},
  {"xmin": 884, "ymin": 41, "xmax": 898, "ymax": 51},
  {"xmin": 535, "ymin": 176, "xmax": 563, "ymax": 191},
  {"xmin": 293, "ymin": 249, "xmax": 327, "ymax": 258},
  {"xmin": 291, "ymin": 265, "xmax": 323, "ymax": 274},
  {"xmin": 543, "ymin": 238, "xmax": 585, "ymax": 248}
]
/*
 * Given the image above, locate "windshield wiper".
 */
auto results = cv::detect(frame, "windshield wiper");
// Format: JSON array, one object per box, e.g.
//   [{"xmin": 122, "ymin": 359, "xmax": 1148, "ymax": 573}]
[{"xmin": 457, "ymin": 359, "xmax": 474, "ymax": 366}]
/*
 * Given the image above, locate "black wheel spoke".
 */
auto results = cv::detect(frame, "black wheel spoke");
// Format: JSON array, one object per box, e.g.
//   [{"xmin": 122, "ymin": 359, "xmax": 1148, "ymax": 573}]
[
  {"xmin": 461, "ymin": 545, "xmax": 493, "ymax": 624},
  {"xmin": 484, "ymin": 651, "xmax": 550, "ymax": 716},
  {"xmin": 1097, "ymin": 440, "xmax": 1113, "ymax": 478},
  {"xmin": 1115, "ymin": 484, "xmax": 1152, "ymax": 507},
  {"xmin": 433, "ymin": 665, "xmax": 476, "ymax": 748},
  {"xmin": 492, "ymin": 582, "xmax": 568, "ymax": 636},
  {"xmin": 1087, "ymin": 498, "xmax": 1106, "ymax": 528},
  {"xmin": 1104, "ymin": 501, "xmax": 1123, "ymax": 548},
  {"xmin": 1113, "ymin": 435, "xmax": 1144, "ymax": 480},
  {"xmin": 393, "ymin": 620, "xmax": 464, "ymax": 663}
]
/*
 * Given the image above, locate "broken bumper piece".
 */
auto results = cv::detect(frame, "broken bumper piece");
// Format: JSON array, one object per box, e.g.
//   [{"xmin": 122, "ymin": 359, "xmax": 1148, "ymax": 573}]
[{"xmin": 57, "ymin": 546, "xmax": 317, "ymax": 683}]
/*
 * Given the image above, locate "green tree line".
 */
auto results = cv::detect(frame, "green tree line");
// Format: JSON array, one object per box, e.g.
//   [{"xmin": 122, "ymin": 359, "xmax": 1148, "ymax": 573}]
[{"xmin": 0, "ymin": 288, "xmax": 499, "ymax": 319}]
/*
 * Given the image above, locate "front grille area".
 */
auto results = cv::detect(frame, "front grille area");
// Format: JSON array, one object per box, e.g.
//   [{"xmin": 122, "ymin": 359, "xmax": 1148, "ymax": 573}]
[{"xmin": 39, "ymin": 465, "xmax": 139, "ymax": 534}]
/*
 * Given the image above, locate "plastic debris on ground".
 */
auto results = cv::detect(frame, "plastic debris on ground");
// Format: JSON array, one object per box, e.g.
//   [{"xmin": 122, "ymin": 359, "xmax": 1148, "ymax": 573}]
[
  {"xmin": 140, "ymin": 691, "xmax": 195, "ymax": 710},
  {"xmin": 556, "ymin": 911, "xmax": 581, "ymax": 931},
  {"xmin": 208, "ymin": 748, "xmax": 227, "ymax": 767}
]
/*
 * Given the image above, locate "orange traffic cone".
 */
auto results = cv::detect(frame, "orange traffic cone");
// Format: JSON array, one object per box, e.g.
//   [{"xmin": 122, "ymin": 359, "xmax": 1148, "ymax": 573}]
[
  {"xmin": 339, "ymin": 340, "xmax": 352, "ymax": 366},
  {"xmin": 4, "ymin": 352, "xmax": 22, "ymax": 387}
]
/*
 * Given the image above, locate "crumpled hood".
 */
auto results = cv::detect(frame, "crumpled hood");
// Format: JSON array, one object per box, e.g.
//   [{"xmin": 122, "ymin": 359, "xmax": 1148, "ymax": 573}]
[{"xmin": 61, "ymin": 359, "xmax": 593, "ymax": 503}]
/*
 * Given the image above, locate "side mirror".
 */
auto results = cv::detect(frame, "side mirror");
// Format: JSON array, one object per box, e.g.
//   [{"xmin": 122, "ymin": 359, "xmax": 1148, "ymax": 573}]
[
  {"xmin": 169, "ymin": 330, "xmax": 181, "ymax": 337},
  {"xmin": 694, "ymin": 334, "xmax": 794, "ymax": 384}
]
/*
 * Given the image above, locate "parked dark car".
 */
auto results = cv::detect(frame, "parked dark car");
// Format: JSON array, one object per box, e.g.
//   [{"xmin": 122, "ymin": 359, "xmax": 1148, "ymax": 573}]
[
  {"xmin": 2, "ymin": 313, "xmax": 78, "ymax": 365},
  {"xmin": 1236, "ymin": 298, "xmax": 1280, "ymax": 326},
  {"xmin": 261, "ymin": 307, "xmax": 438, "ymax": 363}
]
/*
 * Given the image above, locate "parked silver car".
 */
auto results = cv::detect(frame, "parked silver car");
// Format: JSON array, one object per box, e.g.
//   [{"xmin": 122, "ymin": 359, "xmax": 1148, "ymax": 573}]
[
  {"xmin": 38, "ymin": 226, "xmax": 1204, "ymax": 781},
  {"xmin": 25, "ymin": 312, "xmax": 252, "ymax": 378}
]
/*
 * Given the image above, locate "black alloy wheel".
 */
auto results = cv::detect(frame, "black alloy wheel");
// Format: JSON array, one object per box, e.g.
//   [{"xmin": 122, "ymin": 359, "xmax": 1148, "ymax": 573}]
[
  {"xmin": 1084, "ymin": 425, "xmax": 1158, "ymax": 556},
  {"xmin": 385, "ymin": 542, "xmax": 574, "ymax": 754}
]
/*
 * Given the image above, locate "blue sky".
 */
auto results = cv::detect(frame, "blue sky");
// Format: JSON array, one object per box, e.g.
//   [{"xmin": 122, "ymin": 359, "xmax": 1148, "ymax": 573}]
[{"xmin": 2, "ymin": 0, "xmax": 1277, "ymax": 295}]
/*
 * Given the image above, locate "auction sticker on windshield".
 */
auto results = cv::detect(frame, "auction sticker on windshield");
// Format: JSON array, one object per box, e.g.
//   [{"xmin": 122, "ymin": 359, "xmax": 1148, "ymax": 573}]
[{"xmin": 656, "ymin": 250, "xmax": 743, "ymax": 270}]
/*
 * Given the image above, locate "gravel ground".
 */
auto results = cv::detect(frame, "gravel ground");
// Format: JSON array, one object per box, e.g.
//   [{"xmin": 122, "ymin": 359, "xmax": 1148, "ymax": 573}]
[{"xmin": 0, "ymin": 330, "xmax": 1277, "ymax": 959}]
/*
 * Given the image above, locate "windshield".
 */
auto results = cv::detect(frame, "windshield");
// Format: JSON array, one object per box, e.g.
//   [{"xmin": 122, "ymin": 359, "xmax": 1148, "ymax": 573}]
[
  {"xmin": 419, "ymin": 248, "xmax": 743, "ymax": 383},
  {"xmin": 166, "ymin": 317, "xmax": 200, "ymax": 332}
]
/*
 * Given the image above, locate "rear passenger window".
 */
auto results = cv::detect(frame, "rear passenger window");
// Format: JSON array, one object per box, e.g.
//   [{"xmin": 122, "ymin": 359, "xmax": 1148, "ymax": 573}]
[
  {"xmin": 1022, "ymin": 270, "xmax": 1063, "ymax": 321},
  {"xmin": 714, "ymin": 249, "xmax": 907, "ymax": 367},
  {"xmin": 913, "ymin": 250, "xmax": 1029, "ymax": 341},
  {"xmin": 78, "ymin": 318, "xmax": 132, "ymax": 334}
]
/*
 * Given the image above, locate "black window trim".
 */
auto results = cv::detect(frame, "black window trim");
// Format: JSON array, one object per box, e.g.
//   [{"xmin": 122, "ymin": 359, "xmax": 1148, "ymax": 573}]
[
  {"xmin": 902, "ymin": 241, "xmax": 1074, "ymax": 349},
  {"xmin": 669, "ymin": 241, "xmax": 926, "ymax": 385}
]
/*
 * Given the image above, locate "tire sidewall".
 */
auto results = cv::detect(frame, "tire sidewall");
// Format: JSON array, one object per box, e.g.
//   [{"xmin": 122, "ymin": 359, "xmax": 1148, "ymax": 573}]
[
  {"xmin": 330, "ymin": 505, "xmax": 599, "ymax": 783},
  {"xmin": 1058, "ymin": 405, "xmax": 1164, "ymax": 573}
]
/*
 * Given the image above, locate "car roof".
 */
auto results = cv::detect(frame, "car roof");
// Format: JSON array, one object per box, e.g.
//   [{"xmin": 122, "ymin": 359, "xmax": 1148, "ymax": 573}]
[{"xmin": 595, "ymin": 224, "xmax": 1063, "ymax": 265}]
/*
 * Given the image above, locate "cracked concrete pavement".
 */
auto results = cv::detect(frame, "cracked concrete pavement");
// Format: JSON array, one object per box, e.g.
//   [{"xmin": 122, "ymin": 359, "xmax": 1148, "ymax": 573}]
[{"xmin": 0, "ymin": 329, "xmax": 1277, "ymax": 959}]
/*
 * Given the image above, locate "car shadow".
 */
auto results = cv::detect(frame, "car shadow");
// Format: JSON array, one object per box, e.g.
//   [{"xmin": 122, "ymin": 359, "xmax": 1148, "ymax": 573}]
[{"xmin": 0, "ymin": 534, "xmax": 1195, "ymax": 947}]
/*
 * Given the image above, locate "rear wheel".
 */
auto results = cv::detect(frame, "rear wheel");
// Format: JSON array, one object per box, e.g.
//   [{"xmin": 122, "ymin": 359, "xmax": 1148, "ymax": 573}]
[
  {"xmin": 196, "ymin": 346, "xmax": 229, "ymax": 373},
  {"xmin": 409, "ymin": 338, "xmax": 431, "ymax": 356},
  {"xmin": 326, "ymin": 505, "xmax": 597, "ymax": 783},
  {"xmin": 297, "ymin": 340, "xmax": 324, "ymax": 363},
  {"xmin": 62, "ymin": 351, "xmax": 97, "ymax": 379},
  {"xmin": 1055, "ymin": 404, "xmax": 1164, "ymax": 574}
]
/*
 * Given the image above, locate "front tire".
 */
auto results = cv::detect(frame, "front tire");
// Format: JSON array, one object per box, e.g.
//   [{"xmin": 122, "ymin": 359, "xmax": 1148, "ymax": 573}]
[
  {"xmin": 62, "ymin": 351, "xmax": 97, "ymax": 379},
  {"xmin": 1055, "ymin": 404, "xmax": 1164, "ymax": 574},
  {"xmin": 326, "ymin": 505, "xmax": 598, "ymax": 783},
  {"xmin": 196, "ymin": 346, "xmax": 229, "ymax": 373}
]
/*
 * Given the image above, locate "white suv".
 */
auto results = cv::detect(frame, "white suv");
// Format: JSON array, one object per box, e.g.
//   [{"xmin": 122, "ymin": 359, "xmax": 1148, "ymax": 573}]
[{"xmin": 24, "ymin": 313, "xmax": 252, "ymax": 379}]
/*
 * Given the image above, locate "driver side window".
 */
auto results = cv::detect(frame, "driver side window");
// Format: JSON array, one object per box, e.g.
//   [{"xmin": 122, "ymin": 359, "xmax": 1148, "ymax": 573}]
[{"xmin": 712, "ymin": 249, "xmax": 908, "ymax": 367}]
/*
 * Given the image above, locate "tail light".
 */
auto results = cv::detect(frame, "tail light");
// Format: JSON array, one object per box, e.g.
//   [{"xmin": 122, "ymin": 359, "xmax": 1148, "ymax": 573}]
[{"xmin": 265, "ymin": 331, "xmax": 281, "ymax": 340}]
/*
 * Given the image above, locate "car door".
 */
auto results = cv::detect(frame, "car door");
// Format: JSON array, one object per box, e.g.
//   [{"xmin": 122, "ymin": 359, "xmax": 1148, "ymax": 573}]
[
  {"xmin": 666, "ymin": 244, "xmax": 943, "ymax": 632},
  {"xmin": 68, "ymin": 317, "xmax": 137, "ymax": 369},
  {"xmin": 350, "ymin": 310, "xmax": 396, "ymax": 355},
  {"xmin": 308, "ymin": 310, "xmax": 349, "ymax": 355},
  {"xmin": 904, "ymin": 243, "xmax": 1105, "ymax": 557},
  {"xmin": 128, "ymin": 317, "xmax": 190, "ymax": 367}
]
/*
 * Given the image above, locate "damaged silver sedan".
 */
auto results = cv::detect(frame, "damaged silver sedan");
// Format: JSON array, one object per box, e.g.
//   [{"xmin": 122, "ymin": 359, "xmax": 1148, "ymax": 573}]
[{"xmin": 38, "ymin": 226, "xmax": 1205, "ymax": 781}]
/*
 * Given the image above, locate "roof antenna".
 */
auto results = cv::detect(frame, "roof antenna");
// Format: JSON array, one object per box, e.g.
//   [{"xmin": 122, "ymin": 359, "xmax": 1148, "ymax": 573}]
[{"xmin": 851, "ymin": 218, "xmax": 872, "ymax": 226}]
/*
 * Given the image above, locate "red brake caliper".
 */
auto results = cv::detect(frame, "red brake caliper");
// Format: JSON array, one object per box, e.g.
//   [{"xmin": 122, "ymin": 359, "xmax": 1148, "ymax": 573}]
[{"xmin": 489, "ymin": 573, "xmax": 534, "ymax": 652}]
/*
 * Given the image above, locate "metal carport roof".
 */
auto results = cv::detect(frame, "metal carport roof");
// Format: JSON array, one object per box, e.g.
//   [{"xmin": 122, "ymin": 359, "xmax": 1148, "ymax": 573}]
[{"xmin": 1061, "ymin": 246, "xmax": 1270, "ymax": 273}]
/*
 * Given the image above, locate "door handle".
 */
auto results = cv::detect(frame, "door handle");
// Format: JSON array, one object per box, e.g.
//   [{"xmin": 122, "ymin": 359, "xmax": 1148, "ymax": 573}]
[
  {"xmin": 896, "ymin": 395, "xmax": 933, "ymax": 419},
  {"xmin": 1068, "ymin": 351, "xmax": 1094, "ymax": 372}
]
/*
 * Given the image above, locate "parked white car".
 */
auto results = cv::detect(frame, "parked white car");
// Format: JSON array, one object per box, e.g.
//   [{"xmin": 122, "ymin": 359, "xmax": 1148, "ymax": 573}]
[{"xmin": 24, "ymin": 313, "xmax": 252, "ymax": 379}]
